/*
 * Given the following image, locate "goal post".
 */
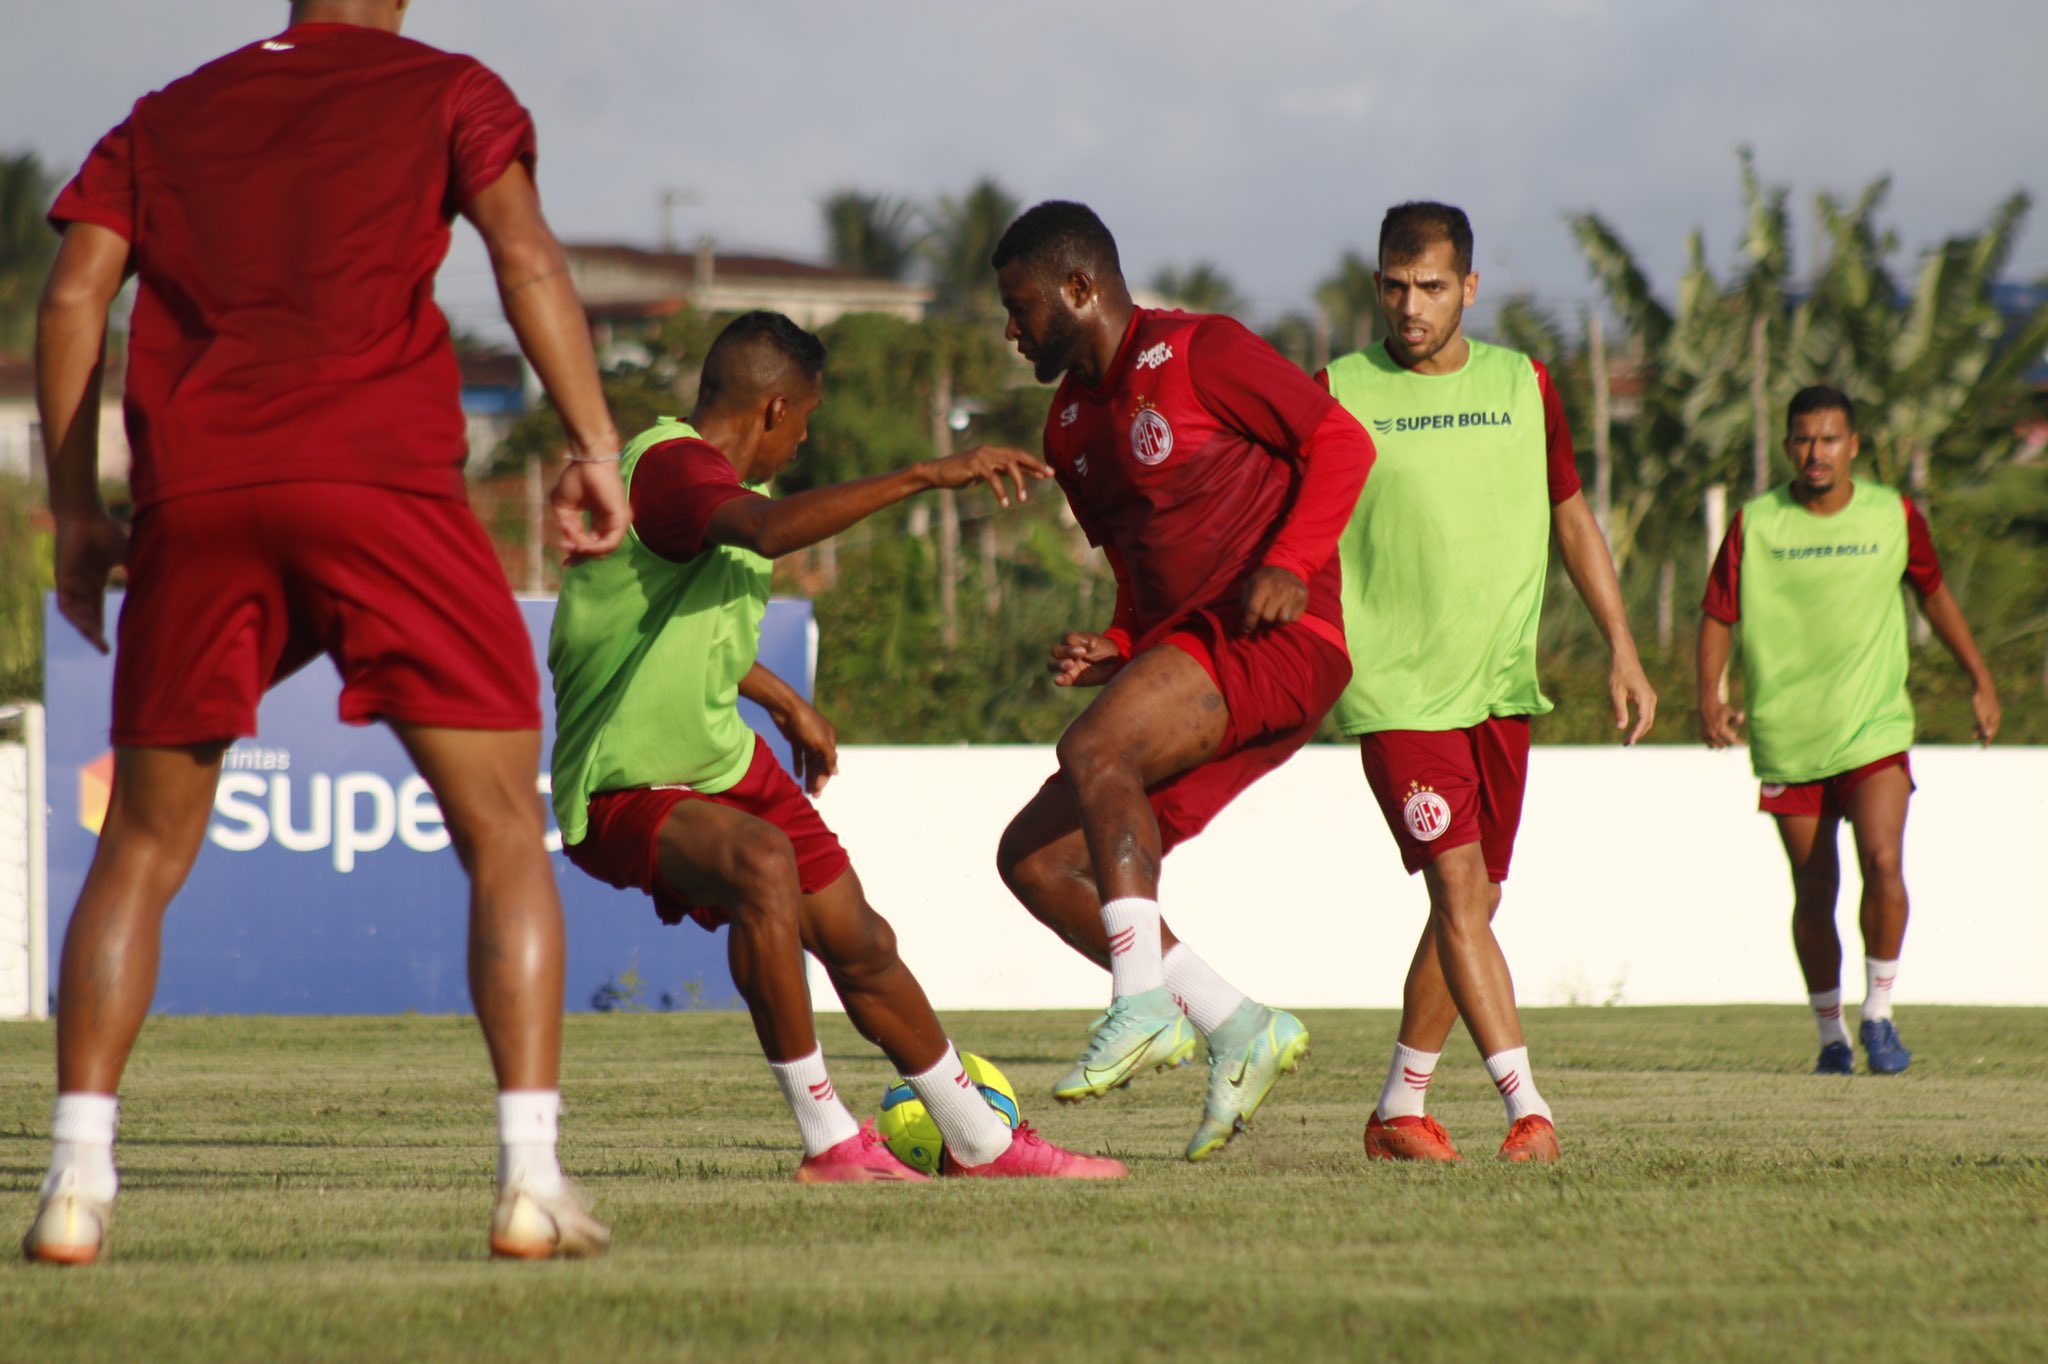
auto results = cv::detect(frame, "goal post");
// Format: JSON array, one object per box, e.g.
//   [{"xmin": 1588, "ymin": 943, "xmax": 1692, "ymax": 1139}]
[{"xmin": 0, "ymin": 702, "xmax": 49, "ymax": 1021}]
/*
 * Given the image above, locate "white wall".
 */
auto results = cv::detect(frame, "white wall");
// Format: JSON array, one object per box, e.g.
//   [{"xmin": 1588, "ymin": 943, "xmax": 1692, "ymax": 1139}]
[{"xmin": 806, "ymin": 745, "xmax": 2048, "ymax": 1011}]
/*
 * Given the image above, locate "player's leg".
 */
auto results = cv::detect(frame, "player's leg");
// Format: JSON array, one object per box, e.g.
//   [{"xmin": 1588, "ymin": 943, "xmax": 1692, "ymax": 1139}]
[
  {"xmin": 799, "ymin": 870, "xmax": 1124, "ymax": 1179},
  {"xmin": 1774, "ymin": 808, "xmax": 1851, "ymax": 1073},
  {"xmin": 394, "ymin": 724, "xmax": 608, "ymax": 1256},
  {"xmin": 26, "ymin": 745, "xmax": 225, "ymax": 1265},
  {"xmin": 1363, "ymin": 883, "xmax": 1500, "ymax": 1162},
  {"xmin": 1039, "ymin": 643, "xmax": 1229, "ymax": 1098},
  {"xmin": 1842, "ymin": 764, "xmax": 1913, "ymax": 1073}
]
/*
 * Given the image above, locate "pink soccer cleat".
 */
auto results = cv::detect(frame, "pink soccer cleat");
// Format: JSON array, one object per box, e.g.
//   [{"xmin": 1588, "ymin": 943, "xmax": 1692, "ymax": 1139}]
[
  {"xmin": 939, "ymin": 1122, "xmax": 1128, "ymax": 1179},
  {"xmin": 794, "ymin": 1121, "xmax": 931, "ymax": 1184}
]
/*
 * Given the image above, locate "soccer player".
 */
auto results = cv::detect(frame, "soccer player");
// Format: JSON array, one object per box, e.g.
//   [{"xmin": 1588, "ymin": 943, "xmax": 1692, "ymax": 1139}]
[
  {"xmin": 1326, "ymin": 202, "xmax": 1655, "ymax": 1165},
  {"xmin": 1697, "ymin": 385, "xmax": 1999, "ymax": 1076},
  {"xmin": 23, "ymin": 0, "xmax": 628, "ymax": 1265},
  {"xmin": 550, "ymin": 311, "xmax": 1126, "ymax": 1183},
  {"xmin": 988, "ymin": 202, "xmax": 1376, "ymax": 1161}
]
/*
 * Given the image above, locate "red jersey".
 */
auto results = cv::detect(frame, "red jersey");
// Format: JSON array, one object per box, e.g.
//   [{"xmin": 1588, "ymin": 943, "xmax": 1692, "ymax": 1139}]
[
  {"xmin": 48, "ymin": 22, "xmax": 537, "ymax": 510},
  {"xmin": 1043, "ymin": 309, "xmax": 1373, "ymax": 653},
  {"xmin": 1701, "ymin": 498, "xmax": 1942, "ymax": 624}
]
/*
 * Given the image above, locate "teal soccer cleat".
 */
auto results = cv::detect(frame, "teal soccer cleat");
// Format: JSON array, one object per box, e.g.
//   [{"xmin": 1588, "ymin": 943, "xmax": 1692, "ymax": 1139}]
[
  {"xmin": 1053, "ymin": 987, "xmax": 1199, "ymax": 1103},
  {"xmin": 1186, "ymin": 1004, "xmax": 1310, "ymax": 1162}
]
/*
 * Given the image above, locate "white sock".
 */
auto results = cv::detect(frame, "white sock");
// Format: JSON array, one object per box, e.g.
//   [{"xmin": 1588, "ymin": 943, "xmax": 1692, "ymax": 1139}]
[
  {"xmin": 769, "ymin": 1047, "xmax": 860, "ymax": 1157},
  {"xmin": 496, "ymin": 1090, "xmax": 564, "ymax": 1197},
  {"xmin": 46, "ymin": 1093, "xmax": 120, "ymax": 1203},
  {"xmin": 1810, "ymin": 989, "xmax": 1853, "ymax": 1048},
  {"xmin": 1101, "ymin": 896, "xmax": 1165, "ymax": 997},
  {"xmin": 1163, "ymin": 942, "xmax": 1248, "ymax": 1035},
  {"xmin": 1376, "ymin": 1043, "xmax": 1439, "ymax": 1121},
  {"xmin": 906, "ymin": 1044, "xmax": 1010, "ymax": 1167},
  {"xmin": 1484, "ymin": 1047, "xmax": 1552, "ymax": 1124},
  {"xmin": 1863, "ymin": 958, "xmax": 1899, "ymax": 1023}
]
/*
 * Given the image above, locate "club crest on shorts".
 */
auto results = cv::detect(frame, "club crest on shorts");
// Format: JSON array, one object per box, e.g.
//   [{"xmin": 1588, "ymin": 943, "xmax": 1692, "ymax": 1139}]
[
  {"xmin": 1402, "ymin": 782, "xmax": 1451, "ymax": 842},
  {"xmin": 1761, "ymin": 783, "xmax": 1788, "ymax": 798},
  {"xmin": 1130, "ymin": 403, "xmax": 1173, "ymax": 466}
]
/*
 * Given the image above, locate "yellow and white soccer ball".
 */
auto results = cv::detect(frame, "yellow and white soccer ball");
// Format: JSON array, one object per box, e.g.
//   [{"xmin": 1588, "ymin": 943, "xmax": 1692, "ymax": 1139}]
[{"xmin": 875, "ymin": 1052, "xmax": 1020, "ymax": 1174}]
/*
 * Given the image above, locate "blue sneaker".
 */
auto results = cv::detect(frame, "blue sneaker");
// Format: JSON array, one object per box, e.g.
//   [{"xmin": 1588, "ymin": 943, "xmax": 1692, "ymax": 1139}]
[
  {"xmin": 1859, "ymin": 1018, "xmax": 1912, "ymax": 1074},
  {"xmin": 1053, "ymin": 987, "xmax": 1198, "ymax": 1102},
  {"xmin": 1812, "ymin": 1041, "xmax": 1854, "ymax": 1075}
]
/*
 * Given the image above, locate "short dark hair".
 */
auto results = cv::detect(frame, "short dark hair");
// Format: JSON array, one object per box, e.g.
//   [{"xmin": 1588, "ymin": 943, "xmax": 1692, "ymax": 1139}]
[
  {"xmin": 697, "ymin": 311, "xmax": 826, "ymax": 412},
  {"xmin": 1786, "ymin": 385, "xmax": 1857, "ymax": 435},
  {"xmin": 1379, "ymin": 201, "xmax": 1474, "ymax": 276},
  {"xmin": 990, "ymin": 200, "xmax": 1123, "ymax": 284}
]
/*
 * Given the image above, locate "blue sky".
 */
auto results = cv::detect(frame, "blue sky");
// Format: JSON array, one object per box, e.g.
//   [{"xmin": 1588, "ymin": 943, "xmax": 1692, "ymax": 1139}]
[{"xmin": 6, "ymin": 0, "xmax": 2044, "ymax": 340}]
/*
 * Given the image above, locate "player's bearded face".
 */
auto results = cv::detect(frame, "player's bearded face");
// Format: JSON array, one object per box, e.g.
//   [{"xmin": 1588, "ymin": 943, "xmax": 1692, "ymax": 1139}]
[
  {"xmin": 1785, "ymin": 410, "xmax": 1858, "ymax": 496},
  {"xmin": 999, "ymin": 262, "xmax": 1088, "ymax": 382},
  {"xmin": 1377, "ymin": 240, "xmax": 1475, "ymax": 370},
  {"xmin": 1027, "ymin": 304, "xmax": 1088, "ymax": 383}
]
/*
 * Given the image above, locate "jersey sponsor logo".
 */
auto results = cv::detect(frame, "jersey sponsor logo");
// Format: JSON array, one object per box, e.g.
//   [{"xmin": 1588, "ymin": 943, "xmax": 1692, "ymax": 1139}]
[
  {"xmin": 1767, "ymin": 542, "xmax": 1880, "ymax": 561},
  {"xmin": 1130, "ymin": 405, "xmax": 1174, "ymax": 466},
  {"xmin": 260, "ymin": 40, "xmax": 296, "ymax": 51},
  {"xmin": 1134, "ymin": 342, "xmax": 1174, "ymax": 371},
  {"xmin": 1059, "ymin": 402, "xmax": 1080, "ymax": 427},
  {"xmin": 1374, "ymin": 411, "xmax": 1514, "ymax": 435},
  {"xmin": 1401, "ymin": 782, "xmax": 1451, "ymax": 842}
]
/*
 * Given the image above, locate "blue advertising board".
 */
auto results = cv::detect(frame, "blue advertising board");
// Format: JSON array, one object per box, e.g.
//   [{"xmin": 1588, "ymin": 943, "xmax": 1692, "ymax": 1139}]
[{"xmin": 42, "ymin": 593, "xmax": 815, "ymax": 1014}]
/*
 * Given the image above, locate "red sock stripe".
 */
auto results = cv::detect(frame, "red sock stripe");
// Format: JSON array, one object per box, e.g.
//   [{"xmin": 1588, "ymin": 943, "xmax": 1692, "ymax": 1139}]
[
  {"xmin": 808, "ymin": 1079, "xmax": 836, "ymax": 1103},
  {"xmin": 954, "ymin": 1071, "xmax": 974, "ymax": 1090},
  {"xmin": 1402, "ymin": 1066, "xmax": 1433, "ymax": 1091},
  {"xmin": 1494, "ymin": 1070, "xmax": 1521, "ymax": 1096},
  {"xmin": 1108, "ymin": 927, "xmax": 1136, "ymax": 957},
  {"xmin": 1816, "ymin": 1005, "xmax": 1842, "ymax": 1020},
  {"xmin": 1873, "ymin": 975, "xmax": 1896, "ymax": 990}
]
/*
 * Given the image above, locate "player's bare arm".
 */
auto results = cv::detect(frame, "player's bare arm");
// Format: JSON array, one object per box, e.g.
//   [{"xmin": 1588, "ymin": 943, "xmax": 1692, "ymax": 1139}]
[
  {"xmin": 1917, "ymin": 582, "xmax": 2001, "ymax": 743},
  {"xmin": 1694, "ymin": 616, "xmax": 1746, "ymax": 747},
  {"xmin": 739, "ymin": 663, "xmax": 838, "ymax": 795},
  {"xmin": 36, "ymin": 222, "xmax": 132, "ymax": 654},
  {"xmin": 708, "ymin": 446, "xmax": 1050, "ymax": 560},
  {"xmin": 463, "ymin": 162, "xmax": 629, "ymax": 561},
  {"xmin": 1552, "ymin": 490, "xmax": 1656, "ymax": 743}
]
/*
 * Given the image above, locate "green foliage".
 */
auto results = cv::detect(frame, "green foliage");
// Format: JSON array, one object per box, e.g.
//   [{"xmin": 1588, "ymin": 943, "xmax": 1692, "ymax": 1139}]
[
  {"xmin": 819, "ymin": 189, "xmax": 921, "ymax": 281},
  {"xmin": 1150, "ymin": 261, "xmax": 1249, "ymax": 318},
  {"xmin": 0, "ymin": 474, "xmax": 52, "ymax": 701},
  {"xmin": 1316, "ymin": 249, "xmax": 1383, "ymax": 355},
  {"xmin": 923, "ymin": 177, "xmax": 1019, "ymax": 321},
  {"xmin": 0, "ymin": 151, "xmax": 61, "ymax": 355}
]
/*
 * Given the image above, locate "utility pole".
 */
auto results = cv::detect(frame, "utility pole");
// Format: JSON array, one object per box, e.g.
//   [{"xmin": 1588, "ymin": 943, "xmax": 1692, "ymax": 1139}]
[
  {"xmin": 932, "ymin": 366, "xmax": 959, "ymax": 651},
  {"xmin": 1588, "ymin": 309, "xmax": 1613, "ymax": 549}
]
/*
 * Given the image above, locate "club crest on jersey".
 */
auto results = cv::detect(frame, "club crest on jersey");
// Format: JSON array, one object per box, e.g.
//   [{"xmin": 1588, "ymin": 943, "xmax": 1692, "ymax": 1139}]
[
  {"xmin": 1402, "ymin": 782, "xmax": 1451, "ymax": 842},
  {"xmin": 1134, "ymin": 342, "xmax": 1174, "ymax": 371},
  {"xmin": 1059, "ymin": 402, "xmax": 1080, "ymax": 428},
  {"xmin": 1130, "ymin": 404, "xmax": 1174, "ymax": 466}
]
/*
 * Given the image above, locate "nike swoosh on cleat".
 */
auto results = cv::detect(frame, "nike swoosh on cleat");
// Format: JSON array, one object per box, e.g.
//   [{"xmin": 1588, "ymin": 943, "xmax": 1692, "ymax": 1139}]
[{"xmin": 1081, "ymin": 1027, "xmax": 1174, "ymax": 1088}]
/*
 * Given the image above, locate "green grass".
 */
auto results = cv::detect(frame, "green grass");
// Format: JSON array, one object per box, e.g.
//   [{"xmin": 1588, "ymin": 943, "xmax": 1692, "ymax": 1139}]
[{"xmin": 2, "ymin": 1008, "xmax": 2045, "ymax": 1362}]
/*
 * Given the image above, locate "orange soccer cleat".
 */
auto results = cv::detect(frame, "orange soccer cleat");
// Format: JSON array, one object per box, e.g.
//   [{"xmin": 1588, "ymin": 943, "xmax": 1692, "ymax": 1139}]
[
  {"xmin": 1363, "ymin": 1110, "xmax": 1463, "ymax": 1163},
  {"xmin": 1497, "ymin": 1114, "xmax": 1561, "ymax": 1164}
]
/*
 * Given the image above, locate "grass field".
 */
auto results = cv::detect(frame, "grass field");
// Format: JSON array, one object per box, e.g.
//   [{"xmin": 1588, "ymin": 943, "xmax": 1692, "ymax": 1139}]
[{"xmin": 2, "ymin": 1007, "xmax": 2045, "ymax": 1363}]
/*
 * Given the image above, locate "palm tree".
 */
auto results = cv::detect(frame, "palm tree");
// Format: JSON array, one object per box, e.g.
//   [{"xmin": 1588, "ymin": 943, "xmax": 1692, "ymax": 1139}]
[
  {"xmin": 1150, "ymin": 262, "xmax": 1248, "ymax": 318},
  {"xmin": 820, "ymin": 189, "xmax": 921, "ymax": 282},
  {"xmin": 924, "ymin": 178, "xmax": 1019, "ymax": 320},
  {"xmin": 1315, "ymin": 250, "xmax": 1382, "ymax": 356},
  {"xmin": 0, "ymin": 153, "xmax": 61, "ymax": 355}
]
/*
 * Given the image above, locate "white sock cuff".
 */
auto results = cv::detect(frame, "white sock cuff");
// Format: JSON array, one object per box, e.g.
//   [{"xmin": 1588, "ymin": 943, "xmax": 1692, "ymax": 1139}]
[
  {"xmin": 1163, "ymin": 942, "xmax": 1249, "ymax": 1036},
  {"xmin": 1808, "ymin": 989, "xmax": 1844, "ymax": 1011},
  {"xmin": 52, "ymin": 1093, "xmax": 119, "ymax": 1146},
  {"xmin": 496, "ymin": 1090, "xmax": 561, "ymax": 1146},
  {"xmin": 1865, "ymin": 957, "xmax": 1900, "ymax": 980},
  {"xmin": 904, "ymin": 1042, "xmax": 963, "ymax": 1086},
  {"xmin": 1100, "ymin": 897, "xmax": 1160, "ymax": 931}
]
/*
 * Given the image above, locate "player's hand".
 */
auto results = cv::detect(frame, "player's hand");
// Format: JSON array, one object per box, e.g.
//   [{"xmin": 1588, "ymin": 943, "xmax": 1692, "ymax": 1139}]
[
  {"xmin": 1698, "ymin": 695, "xmax": 1745, "ymax": 748},
  {"xmin": 550, "ymin": 457, "xmax": 632, "ymax": 564},
  {"xmin": 1610, "ymin": 652, "xmax": 1657, "ymax": 745},
  {"xmin": 51, "ymin": 510, "xmax": 128, "ymax": 655},
  {"xmin": 1049, "ymin": 631, "xmax": 1124, "ymax": 687},
  {"xmin": 922, "ymin": 445, "xmax": 1052, "ymax": 508},
  {"xmin": 1239, "ymin": 565, "xmax": 1307, "ymax": 634},
  {"xmin": 1970, "ymin": 681, "xmax": 2001, "ymax": 746},
  {"xmin": 771, "ymin": 697, "xmax": 839, "ymax": 795}
]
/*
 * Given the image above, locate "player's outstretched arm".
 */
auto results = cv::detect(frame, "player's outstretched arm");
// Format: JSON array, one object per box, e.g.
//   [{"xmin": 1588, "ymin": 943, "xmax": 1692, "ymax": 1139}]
[
  {"xmin": 739, "ymin": 663, "xmax": 837, "ymax": 794},
  {"xmin": 464, "ymin": 164, "xmax": 628, "ymax": 560},
  {"xmin": 36, "ymin": 222, "xmax": 131, "ymax": 654},
  {"xmin": 1553, "ymin": 491, "xmax": 1656, "ymax": 744},
  {"xmin": 1695, "ymin": 617, "xmax": 1745, "ymax": 748},
  {"xmin": 1918, "ymin": 583, "xmax": 2001, "ymax": 744},
  {"xmin": 710, "ymin": 445, "xmax": 1050, "ymax": 560}
]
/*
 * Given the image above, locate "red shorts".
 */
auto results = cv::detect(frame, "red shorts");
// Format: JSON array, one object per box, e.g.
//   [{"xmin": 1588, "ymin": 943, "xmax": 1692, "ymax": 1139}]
[
  {"xmin": 1046, "ymin": 611, "xmax": 1352, "ymax": 853},
  {"xmin": 1359, "ymin": 715, "xmax": 1531, "ymax": 881},
  {"xmin": 563, "ymin": 735, "xmax": 851, "ymax": 931},
  {"xmin": 1759, "ymin": 752, "xmax": 1913, "ymax": 819},
  {"xmin": 112, "ymin": 483, "xmax": 539, "ymax": 746}
]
